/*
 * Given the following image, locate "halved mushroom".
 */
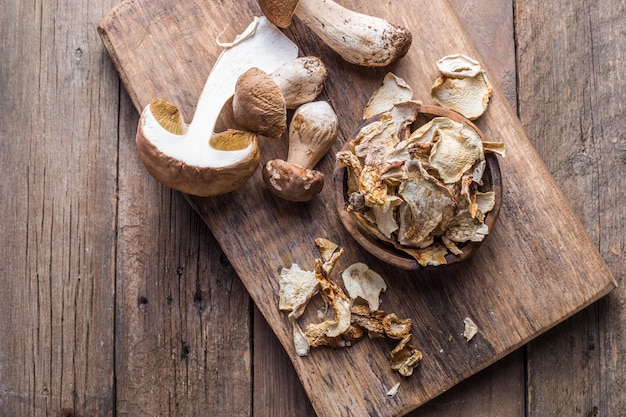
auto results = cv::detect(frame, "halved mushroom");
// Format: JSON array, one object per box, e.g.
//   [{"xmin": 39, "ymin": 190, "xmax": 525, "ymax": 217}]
[
  {"xmin": 135, "ymin": 17, "xmax": 299, "ymax": 197},
  {"xmin": 258, "ymin": 0, "xmax": 412, "ymax": 67}
]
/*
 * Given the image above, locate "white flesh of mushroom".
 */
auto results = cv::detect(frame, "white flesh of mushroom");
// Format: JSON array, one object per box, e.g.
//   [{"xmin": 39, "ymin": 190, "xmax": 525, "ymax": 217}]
[{"xmin": 140, "ymin": 17, "xmax": 299, "ymax": 168}]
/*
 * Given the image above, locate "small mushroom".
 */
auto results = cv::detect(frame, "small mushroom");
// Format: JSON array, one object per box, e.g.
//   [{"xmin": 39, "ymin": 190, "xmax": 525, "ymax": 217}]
[
  {"xmin": 258, "ymin": 0, "xmax": 412, "ymax": 67},
  {"xmin": 262, "ymin": 101, "xmax": 338, "ymax": 202},
  {"xmin": 232, "ymin": 57, "xmax": 328, "ymax": 139},
  {"xmin": 135, "ymin": 17, "xmax": 299, "ymax": 197}
]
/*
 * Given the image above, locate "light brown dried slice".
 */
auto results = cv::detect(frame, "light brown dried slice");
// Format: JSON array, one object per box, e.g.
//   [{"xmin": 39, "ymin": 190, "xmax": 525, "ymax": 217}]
[
  {"xmin": 397, "ymin": 160, "xmax": 457, "ymax": 247},
  {"xmin": 441, "ymin": 234, "xmax": 463, "ymax": 256},
  {"xmin": 278, "ymin": 263, "xmax": 320, "ymax": 319},
  {"xmin": 312, "ymin": 258, "xmax": 352, "ymax": 338},
  {"xmin": 342, "ymin": 263, "xmax": 387, "ymax": 311},
  {"xmin": 315, "ymin": 238, "xmax": 340, "ymax": 262},
  {"xmin": 428, "ymin": 120, "xmax": 484, "ymax": 184},
  {"xmin": 305, "ymin": 323, "xmax": 365, "ymax": 349},
  {"xmin": 390, "ymin": 334, "xmax": 423, "ymax": 377},
  {"xmin": 382, "ymin": 313, "xmax": 412, "ymax": 340},
  {"xmin": 363, "ymin": 72, "xmax": 414, "ymax": 119},
  {"xmin": 445, "ymin": 210, "xmax": 490, "ymax": 243},
  {"xmin": 401, "ymin": 243, "xmax": 450, "ymax": 267},
  {"xmin": 436, "ymin": 54, "xmax": 482, "ymax": 78},
  {"xmin": 431, "ymin": 71, "xmax": 493, "ymax": 120},
  {"xmin": 483, "ymin": 141, "xmax": 506, "ymax": 156},
  {"xmin": 353, "ymin": 113, "xmax": 399, "ymax": 160}
]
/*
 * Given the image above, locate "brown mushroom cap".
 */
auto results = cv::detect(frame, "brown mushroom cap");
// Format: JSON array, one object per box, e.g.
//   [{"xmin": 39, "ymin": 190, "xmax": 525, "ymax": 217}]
[
  {"xmin": 262, "ymin": 158, "xmax": 324, "ymax": 202},
  {"xmin": 233, "ymin": 67, "xmax": 287, "ymax": 139},
  {"xmin": 258, "ymin": 0, "xmax": 300, "ymax": 28}
]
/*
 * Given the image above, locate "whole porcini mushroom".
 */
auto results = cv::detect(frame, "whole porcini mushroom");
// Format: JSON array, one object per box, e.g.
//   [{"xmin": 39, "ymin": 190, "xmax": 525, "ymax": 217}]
[
  {"xmin": 258, "ymin": 0, "xmax": 412, "ymax": 67},
  {"xmin": 263, "ymin": 101, "xmax": 338, "ymax": 202},
  {"xmin": 135, "ymin": 17, "xmax": 298, "ymax": 197}
]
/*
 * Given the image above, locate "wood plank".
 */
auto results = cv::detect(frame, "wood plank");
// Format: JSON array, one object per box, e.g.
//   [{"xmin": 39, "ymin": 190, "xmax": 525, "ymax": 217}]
[
  {"xmin": 515, "ymin": 0, "xmax": 626, "ymax": 415},
  {"xmin": 0, "ymin": 0, "xmax": 119, "ymax": 414},
  {"xmin": 114, "ymin": 90, "xmax": 254, "ymax": 415},
  {"xmin": 98, "ymin": 0, "xmax": 617, "ymax": 415}
]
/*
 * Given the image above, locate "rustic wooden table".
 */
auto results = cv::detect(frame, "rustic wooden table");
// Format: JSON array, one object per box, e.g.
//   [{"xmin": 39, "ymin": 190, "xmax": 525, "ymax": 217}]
[{"xmin": 1, "ymin": 0, "xmax": 623, "ymax": 416}]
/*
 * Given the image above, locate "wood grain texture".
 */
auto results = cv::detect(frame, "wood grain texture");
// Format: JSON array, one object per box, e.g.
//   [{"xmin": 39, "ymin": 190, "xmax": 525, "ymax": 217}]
[
  {"xmin": 0, "ymin": 0, "xmax": 119, "ymax": 414},
  {"xmin": 515, "ymin": 0, "xmax": 626, "ymax": 415},
  {"xmin": 114, "ymin": 92, "xmax": 253, "ymax": 416},
  {"xmin": 97, "ymin": 0, "xmax": 616, "ymax": 415}
]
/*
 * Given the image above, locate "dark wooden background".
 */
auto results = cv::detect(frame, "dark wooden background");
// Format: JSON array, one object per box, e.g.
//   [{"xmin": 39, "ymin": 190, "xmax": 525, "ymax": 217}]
[{"xmin": 1, "ymin": 0, "xmax": 623, "ymax": 416}]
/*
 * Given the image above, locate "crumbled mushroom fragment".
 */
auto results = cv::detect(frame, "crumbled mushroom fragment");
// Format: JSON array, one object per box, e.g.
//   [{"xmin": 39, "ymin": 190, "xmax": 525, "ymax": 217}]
[
  {"xmin": 292, "ymin": 318, "xmax": 310, "ymax": 356},
  {"xmin": 390, "ymin": 334, "xmax": 423, "ymax": 377},
  {"xmin": 463, "ymin": 317, "xmax": 479, "ymax": 341},
  {"xmin": 386, "ymin": 382, "xmax": 401, "ymax": 397},
  {"xmin": 342, "ymin": 263, "xmax": 387, "ymax": 311}
]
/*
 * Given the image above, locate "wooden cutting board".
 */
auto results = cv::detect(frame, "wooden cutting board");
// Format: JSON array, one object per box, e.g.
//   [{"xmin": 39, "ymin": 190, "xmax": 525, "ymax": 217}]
[{"xmin": 98, "ymin": 1, "xmax": 617, "ymax": 415}]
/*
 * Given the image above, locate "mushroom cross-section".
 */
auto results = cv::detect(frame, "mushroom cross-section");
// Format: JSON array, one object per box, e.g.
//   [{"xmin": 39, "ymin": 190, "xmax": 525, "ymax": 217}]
[{"xmin": 135, "ymin": 17, "xmax": 299, "ymax": 197}]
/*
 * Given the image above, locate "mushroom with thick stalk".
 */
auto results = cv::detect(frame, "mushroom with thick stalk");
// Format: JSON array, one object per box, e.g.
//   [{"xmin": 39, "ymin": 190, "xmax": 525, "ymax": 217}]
[
  {"xmin": 135, "ymin": 17, "xmax": 299, "ymax": 197},
  {"xmin": 258, "ymin": 0, "xmax": 412, "ymax": 67},
  {"xmin": 263, "ymin": 101, "xmax": 338, "ymax": 202}
]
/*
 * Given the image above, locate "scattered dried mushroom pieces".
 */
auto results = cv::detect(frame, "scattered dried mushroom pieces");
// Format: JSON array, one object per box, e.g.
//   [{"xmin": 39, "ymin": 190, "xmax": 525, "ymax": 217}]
[
  {"xmin": 337, "ymin": 70, "xmax": 505, "ymax": 266},
  {"xmin": 278, "ymin": 239, "xmax": 422, "ymax": 377}
]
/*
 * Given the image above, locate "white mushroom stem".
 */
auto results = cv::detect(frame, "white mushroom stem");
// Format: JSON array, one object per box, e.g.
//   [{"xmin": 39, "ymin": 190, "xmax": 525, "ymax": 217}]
[
  {"xmin": 141, "ymin": 17, "xmax": 299, "ymax": 168},
  {"xmin": 293, "ymin": 0, "xmax": 411, "ymax": 67},
  {"xmin": 287, "ymin": 101, "xmax": 338, "ymax": 169}
]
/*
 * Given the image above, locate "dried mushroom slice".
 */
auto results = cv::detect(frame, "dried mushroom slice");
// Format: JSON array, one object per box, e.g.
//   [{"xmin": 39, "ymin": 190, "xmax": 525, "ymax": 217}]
[
  {"xmin": 312, "ymin": 259, "xmax": 353, "ymax": 338},
  {"xmin": 445, "ymin": 210, "xmax": 490, "ymax": 243},
  {"xmin": 363, "ymin": 72, "xmax": 414, "ymax": 119},
  {"xmin": 436, "ymin": 54, "xmax": 482, "ymax": 78},
  {"xmin": 342, "ymin": 262, "xmax": 387, "ymax": 311},
  {"xmin": 428, "ymin": 120, "xmax": 484, "ymax": 184},
  {"xmin": 390, "ymin": 334, "xmax": 423, "ymax": 377},
  {"xmin": 401, "ymin": 243, "xmax": 450, "ymax": 267},
  {"xmin": 431, "ymin": 71, "xmax": 493, "ymax": 120},
  {"xmin": 315, "ymin": 238, "xmax": 339, "ymax": 262},
  {"xmin": 278, "ymin": 263, "xmax": 320, "ymax": 319},
  {"xmin": 382, "ymin": 313, "xmax": 412, "ymax": 339},
  {"xmin": 397, "ymin": 160, "xmax": 457, "ymax": 247}
]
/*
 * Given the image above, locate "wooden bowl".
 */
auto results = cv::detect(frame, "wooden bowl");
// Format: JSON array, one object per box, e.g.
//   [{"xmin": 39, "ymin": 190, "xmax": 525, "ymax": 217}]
[{"xmin": 334, "ymin": 104, "xmax": 502, "ymax": 270}]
